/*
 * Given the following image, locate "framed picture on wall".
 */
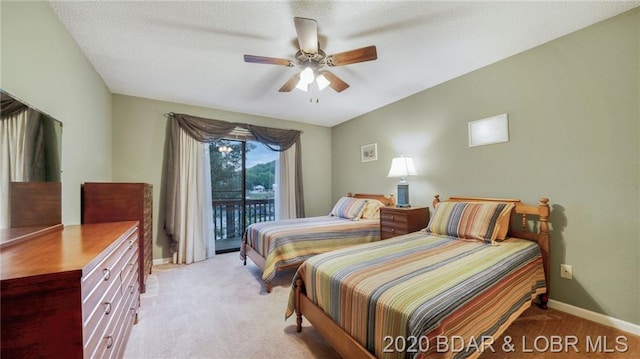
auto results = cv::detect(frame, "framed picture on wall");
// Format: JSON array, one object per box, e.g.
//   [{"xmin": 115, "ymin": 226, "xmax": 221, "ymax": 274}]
[
  {"xmin": 468, "ymin": 113, "xmax": 509, "ymax": 147},
  {"xmin": 361, "ymin": 143, "xmax": 378, "ymax": 162}
]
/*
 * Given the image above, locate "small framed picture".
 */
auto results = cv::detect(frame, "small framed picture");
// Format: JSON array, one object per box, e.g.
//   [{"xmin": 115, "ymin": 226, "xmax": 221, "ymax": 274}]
[
  {"xmin": 468, "ymin": 113, "xmax": 509, "ymax": 147},
  {"xmin": 361, "ymin": 143, "xmax": 378, "ymax": 162}
]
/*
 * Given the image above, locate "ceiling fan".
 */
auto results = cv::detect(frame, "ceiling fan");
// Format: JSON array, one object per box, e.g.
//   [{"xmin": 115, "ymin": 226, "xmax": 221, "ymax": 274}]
[{"xmin": 244, "ymin": 17, "xmax": 377, "ymax": 93}]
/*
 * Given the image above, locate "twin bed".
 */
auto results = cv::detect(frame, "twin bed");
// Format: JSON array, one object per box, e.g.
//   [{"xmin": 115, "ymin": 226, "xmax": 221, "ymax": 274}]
[
  {"xmin": 286, "ymin": 195, "xmax": 550, "ymax": 359},
  {"xmin": 241, "ymin": 193, "xmax": 396, "ymax": 292}
]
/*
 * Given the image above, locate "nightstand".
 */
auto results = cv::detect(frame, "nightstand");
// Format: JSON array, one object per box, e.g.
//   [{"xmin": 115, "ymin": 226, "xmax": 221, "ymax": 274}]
[{"xmin": 380, "ymin": 206, "xmax": 430, "ymax": 239}]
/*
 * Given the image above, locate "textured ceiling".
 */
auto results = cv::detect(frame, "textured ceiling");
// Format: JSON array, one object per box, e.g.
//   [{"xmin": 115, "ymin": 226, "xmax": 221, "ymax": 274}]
[{"xmin": 48, "ymin": 1, "xmax": 639, "ymax": 127}]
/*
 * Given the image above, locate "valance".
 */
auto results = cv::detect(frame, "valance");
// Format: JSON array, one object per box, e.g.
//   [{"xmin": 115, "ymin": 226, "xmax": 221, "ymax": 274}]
[
  {"xmin": 1, "ymin": 92, "xmax": 29, "ymax": 118},
  {"xmin": 170, "ymin": 113, "xmax": 300, "ymax": 151}
]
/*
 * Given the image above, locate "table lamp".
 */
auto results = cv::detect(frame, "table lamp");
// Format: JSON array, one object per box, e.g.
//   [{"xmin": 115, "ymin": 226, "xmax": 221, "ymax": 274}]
[{"xmin": 387, "ymin": 155, "xmax": 417, "ymax": 208}]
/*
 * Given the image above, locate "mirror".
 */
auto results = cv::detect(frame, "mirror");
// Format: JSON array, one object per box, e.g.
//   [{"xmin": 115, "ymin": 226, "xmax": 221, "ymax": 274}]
[{"xmin": 0, "ymin": 89, "xmax": 63, "ymax": 231}]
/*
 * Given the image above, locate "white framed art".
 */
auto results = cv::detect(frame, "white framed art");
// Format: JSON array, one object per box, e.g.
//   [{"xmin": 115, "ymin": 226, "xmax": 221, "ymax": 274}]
[
  {"xmin": 361, "ymin": 143, "xmax": 378, "ymax": 162},
  {"xmin": 468, "ymin": 113, "xmax": 509, "ymax": 147}
]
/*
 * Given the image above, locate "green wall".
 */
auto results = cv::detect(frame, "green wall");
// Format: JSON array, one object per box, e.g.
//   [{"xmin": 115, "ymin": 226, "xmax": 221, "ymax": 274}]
[
  {"xmin": 111, "ymin": 95, "xmax": 332, "ymax": 260},
  {"xmin": 1, "ymin": 0, "xmax": 112, "ymax": 224},
  {"xmin": 3, "ymin": 0, "xmax": 637, "ymax": 327},
  {"xmin": 332, "ymin": 9, "xmax": 639, "ymax": 324}
]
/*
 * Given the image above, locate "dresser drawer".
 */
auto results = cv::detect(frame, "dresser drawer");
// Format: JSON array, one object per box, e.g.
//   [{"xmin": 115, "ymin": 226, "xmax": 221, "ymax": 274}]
[
  {"xmin": 82, "ymin": 227, "xmax": 138, "ymax": 359},
  {"xmin": 83, "ymin": 275, "xmax": 123, "ymax": 357},
  {"xmin": 121, "ymin": 252, "xmax": 139, "ymax": 296},
  {"xmin": 83, "ymin": 245, "xmax": 137, "ymax": 337},
  {"xmin": 84, "ymin": 266, "xmax": 138, "ymax": 358},
  {"xmin": 380, "ymin": 211, "xmax": 408, "ymax": 223},
  {"xmin": 381, "ymin": 225, "xmax": 410, "ymax": 238},
  {"xmin": 112, "ymin": 293, "xmax": 140, "ymax": 358},
  {"xmin": 82, "ymin": 229, "xmax": 137, "ymax": 301},
  {"xmin": 99, "ymin": 280, "xmax": 139, "ymax": 359},
  {"xmin": 82, "ymin": 230, "xmax": 137, "ymax": 320}
]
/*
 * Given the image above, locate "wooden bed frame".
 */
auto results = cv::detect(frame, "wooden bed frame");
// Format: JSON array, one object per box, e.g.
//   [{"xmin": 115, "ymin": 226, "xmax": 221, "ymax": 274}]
[
  {"xmin": 242, "ymin": 192, "xmax": 395, "ymax": 292},
  {"xmin": 293, "ymin": 195, "xmax": 550, "ymax": 359}
]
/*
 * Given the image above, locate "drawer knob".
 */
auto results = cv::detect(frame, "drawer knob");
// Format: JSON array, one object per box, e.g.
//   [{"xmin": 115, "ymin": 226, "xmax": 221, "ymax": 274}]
[
  {"xmin": 102, "ymin": 268, "xmax": 111, "ymax": 281},
  {"xmin": 391, "ymin": 215, "xmax": 395, "ymax": 220},
  {"xmin": 104, "ymin": 301, "xmax": 112, "ymax": 315},
  {"xmin": 391, "ymin": 228, "xmax": 395, "ymax": 233},
  {"xmin": 105, "ymin": 335, "xmax": 114, "ymax": 349}
]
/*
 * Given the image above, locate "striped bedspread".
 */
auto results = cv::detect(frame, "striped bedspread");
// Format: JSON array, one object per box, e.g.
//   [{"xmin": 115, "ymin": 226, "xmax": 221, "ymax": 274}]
[
  {"xmin": 241, "ymin": 216, "xmax": 380, "ymax": 282},
  {"xmin": 286, "ymin": 231, "xmax": 546, "ymax": 359}
]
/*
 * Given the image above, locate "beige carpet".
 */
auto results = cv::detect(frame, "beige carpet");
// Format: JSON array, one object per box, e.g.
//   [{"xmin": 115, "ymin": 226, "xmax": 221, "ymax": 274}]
[
  {"xmin": 123, "ymin": 252, "xmax": 340, "ymax": 359},
  {"xmin": 124, "ymin": 253, "xmax": 639, "ymax": 359}
]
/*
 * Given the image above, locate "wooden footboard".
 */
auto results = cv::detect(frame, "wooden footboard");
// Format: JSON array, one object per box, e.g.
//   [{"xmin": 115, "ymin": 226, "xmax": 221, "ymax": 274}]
[
  {"xmin": 242, "ymin": 240, "xmax": 272, "ymax": 292},
  {"xmin": 295, "ymin": 279, "xmax": 375, "ymax": 359},
  {"xmin": 243, "ymin": 240, "xmax": 300, "ymax": 293}
]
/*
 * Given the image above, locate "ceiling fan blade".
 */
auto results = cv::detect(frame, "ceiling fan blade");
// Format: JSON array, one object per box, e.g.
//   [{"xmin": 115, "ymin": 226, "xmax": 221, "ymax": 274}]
[
  {"xmin": 244, "ymin": 54, "xmax": 294, "ymax": 67},
  {"xmin": 320, "ymin": 71, "xmax": 350, "ymax": 93},
  {"xmin": 294, "ymin": 17, "xmax": 318, "ymax": 54},
  {"xmin": 279, "ymin": 74, "xmax": 301, "ymax": 92},
  {"xmin": 326, "ymin": 45, "xmax": 377, "ymax": 66}
]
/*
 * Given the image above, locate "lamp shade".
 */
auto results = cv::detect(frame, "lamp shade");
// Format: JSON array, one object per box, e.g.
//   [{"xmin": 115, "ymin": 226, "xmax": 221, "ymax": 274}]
[{"xmin": 387, "ymin": 156, "xmax": 417, "ymax": 179}]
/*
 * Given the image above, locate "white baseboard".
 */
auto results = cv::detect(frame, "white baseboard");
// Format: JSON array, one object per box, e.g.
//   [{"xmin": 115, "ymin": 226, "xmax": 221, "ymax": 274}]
[
  {"xmin": 153, "ymin": 257, "xmax": 172, "ymax": 265},
  {"xmin": 548, "ymin": 299, "xmax": 640, "ymax": 336}
]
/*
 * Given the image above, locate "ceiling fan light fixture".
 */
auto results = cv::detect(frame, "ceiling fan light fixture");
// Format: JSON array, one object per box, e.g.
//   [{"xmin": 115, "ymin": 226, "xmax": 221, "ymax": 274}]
[
  {"xmin": 299, "ymin": 67, "xmax": 314, "ymax": 83},
  {"xmin": 296, "ymin": 67, "xmax": 314, "ymax": 92},
  {"xmin": 316, "ymin": 73, "xmax": 330, "ymax": 91},
  {"xmin": 295, "ymin": 81, "xmax": 309, "ymax": 92}
]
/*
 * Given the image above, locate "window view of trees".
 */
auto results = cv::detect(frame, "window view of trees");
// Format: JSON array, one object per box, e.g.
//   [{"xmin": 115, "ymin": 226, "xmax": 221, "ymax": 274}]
[
  {"xmin": 209, "ymin": 139, "xmax": 277, "ymax": 253},
  {"xmin": 210, "ymin": 140, "xmax": 247, "ymax": 200},
  {"xmin": 246, "ymin": 161, "xmax": 275, "ymax": 198},
  {"xmin": 209, "ymin": 140, "xmax": 276, "ymax": 199}
]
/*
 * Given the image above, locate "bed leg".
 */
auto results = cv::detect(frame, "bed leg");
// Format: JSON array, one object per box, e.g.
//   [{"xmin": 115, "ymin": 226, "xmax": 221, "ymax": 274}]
[
  {"xmin": 538, "ymin": 293, "xmax": 549, "ymax": 310},
  {"xmin": 265, "ymin": 281, "xmax": 272, "ymax": 293},
  {"xmin": 242, "ymin": 240, "xmax": 247, "ymax": 266},
  {"xmin": 295, "ymin": 278, "xmax": 303, "ymax": 333}
]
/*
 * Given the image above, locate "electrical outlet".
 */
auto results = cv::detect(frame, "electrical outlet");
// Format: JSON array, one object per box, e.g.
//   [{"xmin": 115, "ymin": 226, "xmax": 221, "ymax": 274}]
[{"xmin": 560, "ymin": 264, "xmax": 573, "ymax": 280}]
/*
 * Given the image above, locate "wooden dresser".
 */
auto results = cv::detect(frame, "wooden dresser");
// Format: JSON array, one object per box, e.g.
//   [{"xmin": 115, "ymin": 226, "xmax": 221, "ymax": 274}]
[
  {"xmin": 82, "ymin": 182, "xmax": 153, "ymax": 293},
  {"xmin": 380, "ymin": 206, "xmax": 430, "ymax": 239},
  {"xmin": 1, "ymin": 221, "xmax": 140, "ymax": 358}
]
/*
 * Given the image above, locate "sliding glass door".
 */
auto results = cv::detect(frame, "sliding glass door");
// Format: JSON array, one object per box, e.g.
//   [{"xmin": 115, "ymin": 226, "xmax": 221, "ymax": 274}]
[{"xmin": 210, "ymin": 139, "xmax": 277, "ymax": 254}]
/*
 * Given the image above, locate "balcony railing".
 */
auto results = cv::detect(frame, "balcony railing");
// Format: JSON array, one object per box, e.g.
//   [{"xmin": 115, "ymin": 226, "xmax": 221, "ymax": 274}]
[{"xmin": 212, "ymin": 198, "xmax": 275, "ymax": 242}]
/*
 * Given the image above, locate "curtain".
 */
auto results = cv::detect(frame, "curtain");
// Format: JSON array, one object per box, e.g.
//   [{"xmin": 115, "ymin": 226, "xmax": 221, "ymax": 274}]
[
  {"xmin": 0, "ymin": 107, "xmax": 43, "ymax": 228},
  {"xmin": 165, "ymin": 113, "xmax": 303, "ymax": 263},
  {"xmin": 170, "ymin": 125, "xmax": 214, "ymax": 264},
  {"xmin": 275, "ymin": 144, "xmax": 298, "ymax": 220}
]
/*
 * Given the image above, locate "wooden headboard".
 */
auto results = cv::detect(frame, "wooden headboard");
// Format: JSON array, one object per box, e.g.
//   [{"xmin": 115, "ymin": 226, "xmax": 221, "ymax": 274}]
[
  {"xmin": 347, "ymin": 193, "xmax": 396, "ymax": 207},
  {"xmin": 433, "ymin": 194, "xmax": 550, "ymax": 297}
]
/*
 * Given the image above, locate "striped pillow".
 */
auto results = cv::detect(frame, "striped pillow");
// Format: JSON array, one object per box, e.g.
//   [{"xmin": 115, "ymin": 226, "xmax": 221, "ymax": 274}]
[
  {"xmin": 361, "ymin": 199, "xmax": 385, "ymax": 219},
  {"xmin": 426, "ymin": 201, "xmax": 515, "ymax": 244},
  {"xmin": 330, "ymin": 197, "xmax": 368, "ymax": 221}
]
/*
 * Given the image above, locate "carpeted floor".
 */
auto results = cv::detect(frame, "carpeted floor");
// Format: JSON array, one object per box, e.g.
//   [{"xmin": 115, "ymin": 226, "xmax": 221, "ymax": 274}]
[
  {"xmin": 124, "ymin": 252, "xmax": 340, "ymax": 359},
  {"xmin": 124, "ymin": 252, "xmax": 638, "ymax": 359}
]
